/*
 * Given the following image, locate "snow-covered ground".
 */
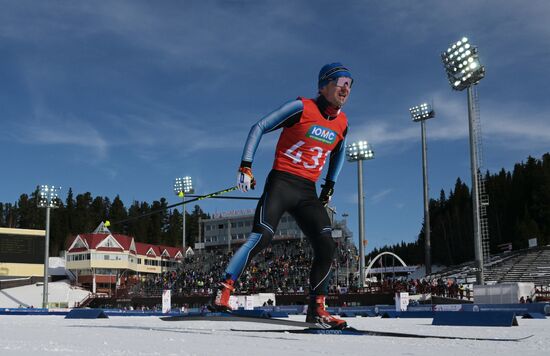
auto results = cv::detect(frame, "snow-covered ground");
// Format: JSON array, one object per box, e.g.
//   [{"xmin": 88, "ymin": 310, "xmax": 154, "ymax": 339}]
[
  {"xmin": 0, "ymin": 280, "xmax": 90, "ymax": 308},
  {"xmin": 0, "ymin": 314, "xmax": 547, "ymax": 356},
  {"xmin": 1, "ymin": 276, "xmax": 548, "ymax": 355}
]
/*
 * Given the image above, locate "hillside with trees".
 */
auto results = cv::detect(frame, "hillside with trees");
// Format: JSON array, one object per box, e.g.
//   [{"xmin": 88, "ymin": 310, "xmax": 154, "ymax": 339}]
[
  {"xmin": 0, "ymin": 190, "xmax": 208, "ymax": 256},
  {"xmin": 367, "ymin": 153, "xmax": 550, "ymax": 266}
]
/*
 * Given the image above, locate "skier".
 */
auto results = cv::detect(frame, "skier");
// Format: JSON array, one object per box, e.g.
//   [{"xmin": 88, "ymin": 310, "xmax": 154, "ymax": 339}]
[{"xmin": 211, "ymin": 63, "xmax": 352, "ymax": 329}]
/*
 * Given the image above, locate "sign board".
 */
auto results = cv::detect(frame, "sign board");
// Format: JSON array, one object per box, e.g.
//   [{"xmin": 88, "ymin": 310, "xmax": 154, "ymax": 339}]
[
  {"xmin": 433, "ymin": 304, "xmax": 463, "ymax": 312},
  {"xmin": 162, "ymin": 290, "xmax": 171, "ymax": 314},
  {"xmin": 395, "ymin": 292, "xmax": 409, "ymax": 311},
  {"xmin": 212, "ymin": 209, "xmax": 255, "ymax": 219},
  {"xmin": 474, "ymin": 282, "xmax": 535, "ymax": 304},
  {"xmin": 229, "ymin": 295, "xmax": 239, "ymax": 310},
  {"xmin": 369, "ymin": 266, "xmax": 418, "ymax": 274},
  {"xmin": 528, "ymin": 238, "xmax": 537, "ymax": 248},
  {"xmin": 257, "ymin": 293, "xmax": 276, "ymax": 307},
  {"xmin": 245, "ymin": 296, "xmax": 255, "ymax": 310},
  {"xmin": 0, "ymin": 228, "xmax": 45, "ymax": 264}
]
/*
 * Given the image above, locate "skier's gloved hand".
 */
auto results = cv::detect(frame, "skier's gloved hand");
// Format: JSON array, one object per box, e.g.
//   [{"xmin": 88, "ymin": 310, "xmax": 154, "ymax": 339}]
[
  {"xmin": 319, "ymin": 180, "xmax": 335, "ymax": 207},
  {"xmin": 237, "ymin": 165, "xmax": 256, "ymax": 192}
]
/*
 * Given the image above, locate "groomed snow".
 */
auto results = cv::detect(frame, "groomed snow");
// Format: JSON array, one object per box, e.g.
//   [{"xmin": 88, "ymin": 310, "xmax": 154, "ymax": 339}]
[{"xmin": 0, "ymin": 314, "xmax": 548, "ymax": 356}]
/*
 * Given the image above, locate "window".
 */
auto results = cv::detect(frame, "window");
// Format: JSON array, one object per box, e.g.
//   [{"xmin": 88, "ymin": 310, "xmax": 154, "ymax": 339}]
[
  {"xmin": 68, "ymin": 253, "xmax": 91, "ymax": 261},
  {"xmin": 78, "ymin": 269, "xmax": 92, "ymax": 276},
  {"xmin": 218, "ymin": 224, "xmax": 224, "ymax": 229},
  {"xmin": 98, "ymin": 254, "xmax": 125, "ymax": 261},
  {"xmin": 96, "ymin": 268, "xmax": 117, "ymax": 275},
  {"xmin": 103, "ymin": 238, "xmax": 118, "ymax": 248},
  {"xmin": 231, "ymin": 223, "xmax": 236, "ymax": 228}
]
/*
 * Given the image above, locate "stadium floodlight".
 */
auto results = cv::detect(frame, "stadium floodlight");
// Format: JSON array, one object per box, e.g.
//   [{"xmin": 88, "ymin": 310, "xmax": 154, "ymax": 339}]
[
  {"xmin": 346, "ymin": 141, "xmax": 374, "ymax": 162},
  {"xmin": 409, "ymin": 103, "xmax": 435, "ymax": 122},
  {"xmin": 38, "ymin": 185, "xmax": 61, "ymax": 208},
  {"xmin": 409, "ymin": 103, "xmax": 435, "ymax": 275},
  {"xmin": 174, "ymin": 177, "xmax": 194, "ymax": 251},
  {"xmin": 38, "ymin": 185, "xmax": 61, "ymax": 308},
  {"xmin": 441, "ymin": 37, "xmax": 485, "ymax": 91},
  {"xmin": 345, "ymin": 140, "xmax": 374, "ymax": 288},
  {"xmin": 441, "ymin": 36, "xmax": 487, "ymax": 285},
  {"xmin": 174, "ymin": 176, "xmax": 194, "ymax": 196}
]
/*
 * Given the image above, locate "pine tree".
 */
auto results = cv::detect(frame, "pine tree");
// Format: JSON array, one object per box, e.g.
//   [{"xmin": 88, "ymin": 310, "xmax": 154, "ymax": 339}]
[{"xmin": 108, "ymin": 195, "xmax": 127, "ymax": 234}]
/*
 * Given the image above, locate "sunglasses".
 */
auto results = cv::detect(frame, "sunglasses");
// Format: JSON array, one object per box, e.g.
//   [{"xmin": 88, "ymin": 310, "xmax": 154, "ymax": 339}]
[{"xmin": 332, "ymin": 77, "xmax": 353, "ymax": 89}]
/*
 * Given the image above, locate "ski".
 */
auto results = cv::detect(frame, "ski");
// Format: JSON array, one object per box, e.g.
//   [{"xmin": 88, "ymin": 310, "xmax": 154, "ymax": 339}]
[
  {"xmin": 230, "ymin": 327, "xmax": 533, "ymax": 342},
  {"xmin": 160, "ymin": 312, "xmax": 319, "ymax": 328},
  {"xmin": 161, "ymin": 312, "xmax": 532, "ymax": 341}
]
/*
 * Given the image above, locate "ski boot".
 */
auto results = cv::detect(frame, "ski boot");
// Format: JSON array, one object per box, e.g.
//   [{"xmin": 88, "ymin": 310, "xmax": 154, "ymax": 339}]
[
  {"xmin": 208, "ymin": 279, "xmax": 235, "ymax": 312},
  {"xmin": 306, "ymin": 295, "xmax": 347, "ymax": 329}
]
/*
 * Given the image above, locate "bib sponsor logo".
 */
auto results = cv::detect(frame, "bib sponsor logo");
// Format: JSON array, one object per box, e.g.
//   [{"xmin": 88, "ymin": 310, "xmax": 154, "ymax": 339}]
[{"xmin": 306, "ymin": 125, "xmax": 337, "ymax": 144}]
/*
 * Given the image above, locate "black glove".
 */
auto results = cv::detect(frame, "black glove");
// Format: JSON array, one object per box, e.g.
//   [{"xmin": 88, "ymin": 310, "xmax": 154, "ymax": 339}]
[{"xmin": 319, "ymin": 180, "xmax": 335, "ymax": 207}]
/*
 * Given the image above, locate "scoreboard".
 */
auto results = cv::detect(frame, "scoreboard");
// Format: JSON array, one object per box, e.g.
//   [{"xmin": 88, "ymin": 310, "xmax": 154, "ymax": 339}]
[{"xmin": 0, "ymin": 228, "xmax": 45, "ymax": 264}]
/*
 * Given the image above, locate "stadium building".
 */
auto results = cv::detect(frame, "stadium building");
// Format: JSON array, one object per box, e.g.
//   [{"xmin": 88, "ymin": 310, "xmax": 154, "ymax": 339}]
[{"xmin": 199, "ymin": 208, "xmax": 351, "ymax": 250}]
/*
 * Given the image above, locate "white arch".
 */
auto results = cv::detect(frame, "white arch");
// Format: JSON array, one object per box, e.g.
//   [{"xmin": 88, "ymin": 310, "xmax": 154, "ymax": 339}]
[{"xmin": 364, "ymin": 252, "xmax": 407, "ymax": 277}]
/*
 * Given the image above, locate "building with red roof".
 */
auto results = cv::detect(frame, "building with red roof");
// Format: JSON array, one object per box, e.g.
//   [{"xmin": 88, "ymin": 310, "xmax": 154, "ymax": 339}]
[{"xmin": 65, "ymin": 223, "xmax": 184, "ymax": 294}]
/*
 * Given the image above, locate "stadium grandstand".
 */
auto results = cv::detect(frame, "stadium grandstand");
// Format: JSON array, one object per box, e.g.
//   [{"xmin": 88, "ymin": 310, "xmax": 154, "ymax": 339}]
[{"xmin": 422, "ymin": 246, "xmax": 550, "ymax": 286}]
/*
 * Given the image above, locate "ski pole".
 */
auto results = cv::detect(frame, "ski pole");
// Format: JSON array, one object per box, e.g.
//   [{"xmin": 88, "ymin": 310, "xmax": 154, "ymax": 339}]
[{"xmin": 104, "ymin": 186, "xmax": 238, "ymax": 227}]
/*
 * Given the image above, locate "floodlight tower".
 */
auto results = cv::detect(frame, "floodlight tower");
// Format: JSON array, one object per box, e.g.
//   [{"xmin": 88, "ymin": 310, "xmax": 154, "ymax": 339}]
[
  {"xmin": 174, "ymin": 177, "xmax": 194, "ymax": 251},
  {"xmin": 345, "ymin": 141, "xmax": 374, "ymax": 288},
  {"xmin": 38, "ymin": 185, "xmax": 61, "ymax": 308},
  {"xmin": 409, "ymin": 103, "xmax": 435, "ymax": 275},
  {"xmin": 441, "ymin": 36, "xmax": 487, "ymax": 284}
]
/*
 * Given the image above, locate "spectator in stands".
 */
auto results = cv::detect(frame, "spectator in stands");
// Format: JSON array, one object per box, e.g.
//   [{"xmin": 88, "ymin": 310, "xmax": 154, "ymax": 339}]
[
  {"xmin": 526, "ymin": 296, "xmax": 533, "ymax": 303},
  {"xmin": 519, "ymin": 296, "xmax": 525, "ymax": 303}
]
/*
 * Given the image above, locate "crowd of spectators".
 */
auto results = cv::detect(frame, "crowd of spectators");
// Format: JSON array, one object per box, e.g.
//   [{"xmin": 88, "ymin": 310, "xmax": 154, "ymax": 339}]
[
  {"xmin": 126, "ymin": 238, "xmax": 472, "ymax": 300},
  {"xmin": 128, "ymin": 239, "xmax": 357, "ymax": 297},
  {"xmin": 365, "ymin": 277, "xmax": 472, "ymax": 300}
]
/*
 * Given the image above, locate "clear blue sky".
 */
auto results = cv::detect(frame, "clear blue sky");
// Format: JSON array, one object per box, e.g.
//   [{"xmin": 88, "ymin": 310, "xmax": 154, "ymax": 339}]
[{"xmin": 1, "ymin": 1, "xmax": 549, "ymax": 255}]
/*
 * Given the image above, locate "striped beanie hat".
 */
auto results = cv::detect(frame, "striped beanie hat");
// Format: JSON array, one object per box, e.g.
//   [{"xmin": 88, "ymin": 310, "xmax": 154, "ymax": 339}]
[{"xmin": 318, "ymin": 62, "xmax": 352, "ymax": 89}]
